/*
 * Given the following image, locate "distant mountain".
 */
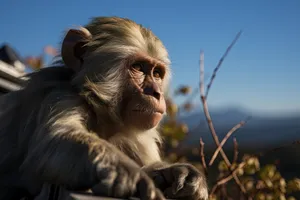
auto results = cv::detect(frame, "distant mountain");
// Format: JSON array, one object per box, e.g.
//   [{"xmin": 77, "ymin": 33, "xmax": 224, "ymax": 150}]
[
  {"xmin": 177, "ymin": 106, "xmax": 300, "ymax": 151},
  {"xmin": 178, "ymin": 105, "xmax": 250, "ymax": 126}
]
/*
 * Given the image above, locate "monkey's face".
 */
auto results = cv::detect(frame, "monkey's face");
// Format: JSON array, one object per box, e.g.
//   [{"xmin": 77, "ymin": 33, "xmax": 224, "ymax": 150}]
[
  {"xmin": 60, "ymin": 17, "xmax": 171, "ymax": 131},
  {"xmin": 121, "ymin": 54, "xmax": 167, "ymax": 131}
]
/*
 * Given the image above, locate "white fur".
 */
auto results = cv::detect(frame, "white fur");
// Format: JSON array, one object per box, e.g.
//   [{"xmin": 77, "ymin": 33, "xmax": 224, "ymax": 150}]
[{"xmin": 108, "ymin": 128, "xmax": 162, "ymax": 166}]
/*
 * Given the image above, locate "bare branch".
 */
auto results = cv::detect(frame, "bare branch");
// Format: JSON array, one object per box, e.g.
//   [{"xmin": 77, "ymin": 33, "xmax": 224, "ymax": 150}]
[
  {"xmin": 199, "ymin": 138, "xmax": 207, "ymax": 175},
  {"xmin": 200, "ymin": 50, "xmax": 205, "ymax": 97},
  {"xmin": 205, "ymin": 30, "xmax": 243, "ymax": 98},
  {"xmin": 220, "ymin": 162, "xmax": 246, "ymax": 184},
  {"xmin": 199, "ymin": 51, "xmax": 248, "ymax": 196},
  {"xmin": 210, "ymin": 160, "xmax": 247, "ymax": 197},
  {"xmin": 209, "ymin": 116, "xmax": 251, "ymax": 166},
  {"xmin": 233, "ymin": 137, "xmax": 239, "ymax": 164}
]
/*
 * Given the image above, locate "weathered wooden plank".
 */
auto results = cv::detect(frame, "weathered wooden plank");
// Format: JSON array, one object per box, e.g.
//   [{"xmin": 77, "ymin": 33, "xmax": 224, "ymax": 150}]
[
  {"xmin": 68, "ymin": 192, "xmax": 139, "ymax": 200},
  {"xmin": 66, "ymin": 192, "xmax": 174, "ymax": 200}
]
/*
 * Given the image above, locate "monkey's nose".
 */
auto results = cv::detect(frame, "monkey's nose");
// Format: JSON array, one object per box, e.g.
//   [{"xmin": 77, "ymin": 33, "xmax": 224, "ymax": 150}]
[{"xmin": 144, "ymin": 85, "xmax": 161, "ymax": 100}]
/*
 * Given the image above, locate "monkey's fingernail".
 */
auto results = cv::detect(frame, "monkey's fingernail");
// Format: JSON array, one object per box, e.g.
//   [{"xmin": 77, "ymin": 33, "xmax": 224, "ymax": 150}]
[
  {"xmin": 173, "ymin": 184, "xmax": 183, "ymax": 194},
  {"xmin": 150, "ymin": 190, "xmax": 156, "ymax": 199},
  {"xmin": 172, "ymin": 188, "xmax": 177, "ymax": 194}
]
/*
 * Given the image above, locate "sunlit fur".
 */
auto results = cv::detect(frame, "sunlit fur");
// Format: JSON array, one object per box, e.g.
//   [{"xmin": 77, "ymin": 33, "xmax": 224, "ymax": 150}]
[
  {"xmin": 0, "ymin": 16, "xmax": 171, "ymax": 197},
  {"xmin": 72, "ymin": 17, "xmax": 171, "ymax": 165},
  {"xmin": 0, "ymin": 16, "xmax": 208, "ymax": 200}
]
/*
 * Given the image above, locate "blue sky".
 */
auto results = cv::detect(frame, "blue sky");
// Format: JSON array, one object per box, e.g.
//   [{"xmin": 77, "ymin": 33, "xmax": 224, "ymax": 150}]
[{"xmin": 1, "ymin": 0, "xmax": 299, "ymax": 115}]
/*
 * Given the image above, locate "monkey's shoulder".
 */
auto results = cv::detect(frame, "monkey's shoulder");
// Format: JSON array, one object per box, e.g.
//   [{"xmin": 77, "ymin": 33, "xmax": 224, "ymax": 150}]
[
  {"xmin": 20, "ymin": 66, "xmax": 81, "ymax": 107},
  {"xmin": 26, "ymin": 66, "xmax": 75, "ymax": 84}
]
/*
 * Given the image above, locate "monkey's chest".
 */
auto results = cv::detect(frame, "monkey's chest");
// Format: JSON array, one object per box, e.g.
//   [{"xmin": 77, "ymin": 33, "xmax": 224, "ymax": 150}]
[{"xmin": 108, "ymin": 134, "xmax": 161, "ymax": 167}]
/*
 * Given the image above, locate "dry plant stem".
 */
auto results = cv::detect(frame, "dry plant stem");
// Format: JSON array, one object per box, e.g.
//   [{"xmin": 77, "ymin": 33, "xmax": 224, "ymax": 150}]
[
  {"xmin": 233, "ymin": 137, "xmax": 239, "ymax": 164},
  {"xmin": 200, "ymin": 95, "xmax": 232, "ymax": 167},
  {"xmin": 201, "ymin": 95, "xmax": 247, "ymax": 195},
  {"xmin": 199, "ymin": 51, "xmax": 248, "ymax": 197},
  {"xmin": 205, "ymin": 30, "xmax": 243, "ymax": 98},
  {"xmin": 209, "ymin": 161, "xmax": 247, "ymax": 197},
  {"xmin": 200, "ymin": 51, "xmax": 205, "ymax": 96},
  {"xmin": 209, "ymin": 117, "xmax": 250, "ymax": 166},
  {"xmin": 199, "ymin": 137, "xmax": 207, "ymax": 175}
]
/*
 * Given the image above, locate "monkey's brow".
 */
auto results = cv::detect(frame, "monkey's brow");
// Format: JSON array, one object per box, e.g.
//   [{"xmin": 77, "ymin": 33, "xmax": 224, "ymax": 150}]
[
  {"xmin": 132, "ymin": 52, "xmax": 168, "ymax": 66},
  {"xmin": 134, "ymin": 57, "xmax": 168, "ymax": 70}
]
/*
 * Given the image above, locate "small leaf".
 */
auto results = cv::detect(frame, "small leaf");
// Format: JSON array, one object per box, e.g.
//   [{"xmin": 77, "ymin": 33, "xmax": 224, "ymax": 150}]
[
  {"xmin": 266, "ymin": 194, "xmax": 274, "ymax": 200},
  {"xmin": 179, "ymin": 123, "xmax": 189, "ymax": 134},
  {"xmin": 218, "ymin": 160, "xmax": 228, "ymax": 172},
  {"xmin": 167, "ymin": 153, "xmax": 178, "ymax": 162},
  {"xmin": 166, "ymin": 99, "xmax": 178, "ymax": 117},
  {"xmin": 244, "ymin": 179, "xmax": 254, "ymax": 191},
  {"xmin": 44, "ymin": 45, "xmax": 58, "ymax": 56},
  {"xmin": 175, "ymin": 86, "xmax": 192, "ymax": 95},
  {"xmin": 183, "ymin": 102, "xmax": 193, "ymax": 112},
  {"xmin": 170, "ymin": 139, "xmax": 179, "ymax": 148},
  {"xmin": 25, "ymin": 56, "xmax": 43, "ymax": 70},
  {"xmin": 287, "ymin": 178, "xmax": 300, "ymax": 192},
  {"xmin": 265, "ymin": 179, "xmax": 273, "ymax": 188},
  {"xmin": 256, "ymin": 192, "xmax": 266, "ymax": 200},
  {"xmin": 209, "ymin": 194, "xmax": 217, "ymax": 200},
  {"xmin": 236, "ymin": 168, "xmax": 244, "ymax": 176}
]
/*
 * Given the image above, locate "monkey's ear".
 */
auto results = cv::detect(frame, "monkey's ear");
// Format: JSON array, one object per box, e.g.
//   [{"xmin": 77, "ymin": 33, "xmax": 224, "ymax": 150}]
[{"xmin": 61, "ymin": 27, "xmax": 92, "ymax": 72}]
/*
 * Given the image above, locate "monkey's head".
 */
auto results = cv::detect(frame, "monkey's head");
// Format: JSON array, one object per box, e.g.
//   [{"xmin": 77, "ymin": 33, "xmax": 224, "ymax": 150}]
[{"xmin": 61, "ymin": 16, "xmax": 171, "ymax": 132}]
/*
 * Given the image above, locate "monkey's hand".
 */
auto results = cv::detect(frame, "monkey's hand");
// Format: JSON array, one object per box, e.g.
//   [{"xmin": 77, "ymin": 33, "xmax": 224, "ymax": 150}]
[
  {"xmin": 145, "ymin": 163, "xmax": 208, "ymax": 200},
  {"xmin": 91, "ymin": 150, "xmax": 165, "ymax": 200}
]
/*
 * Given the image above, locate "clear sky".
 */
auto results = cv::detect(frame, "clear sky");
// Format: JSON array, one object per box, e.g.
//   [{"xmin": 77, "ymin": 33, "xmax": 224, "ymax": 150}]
[{"xmin": 1, "ymin": 0, "xmax": 299, "ymax": 115}]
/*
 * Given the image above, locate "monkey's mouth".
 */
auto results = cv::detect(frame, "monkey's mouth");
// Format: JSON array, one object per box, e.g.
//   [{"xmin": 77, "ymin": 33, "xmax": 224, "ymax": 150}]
[{"xmin": 132, "ymin": 109, "xmax": 164, "ymax": 115}]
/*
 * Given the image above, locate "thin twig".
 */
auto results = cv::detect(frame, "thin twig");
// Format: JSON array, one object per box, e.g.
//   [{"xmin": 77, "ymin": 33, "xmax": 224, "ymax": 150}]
[
  {"xmin": 205, "ymin": 30, "xmax": 243, "ymax": 98},
  {"xmin": 210, "ymin": 160, "xmax": 247, "ymax": 196},
  {"xmin": 199, "ymin": 138, "xmax": 207, "ymax": 175},
  {"xmin": 233, "ymin": 137, "xmax": 239, "ymax": 164},
  {"xmin": 200, "ymin": 50, "xmax": 205, "ymax": 96},
  {"xmin": 218, "ymin": 161, "xmax": 246, "ymax": 185},
  {"xmin": 199, "ymin": 51, "xmax": 248, "ymax": 196},
  {"xmin": 209, "ymin": 116, "xmax": 251, "ymax": 166}
]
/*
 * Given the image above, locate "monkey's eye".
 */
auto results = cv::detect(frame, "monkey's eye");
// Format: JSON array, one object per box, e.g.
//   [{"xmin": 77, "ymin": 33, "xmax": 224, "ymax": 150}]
[
  {"xmin": 131, "ymin": 63, "xmax": 143, "ymax": 72},
  {"xmin": 153, "ymin": 68, "xmax": 163, "ymax": 79}
]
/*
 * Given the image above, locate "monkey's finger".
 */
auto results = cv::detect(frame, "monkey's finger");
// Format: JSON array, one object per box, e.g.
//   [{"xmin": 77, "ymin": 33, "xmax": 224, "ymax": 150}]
[
  {"xmin": 166, "ymin": 177, "xmax": 207, "ymax": 200},
  {"xmin": 163, "ymin": 187, "xmax": 176, "ymax": 199},
  {"xmin": 137, "ymin": 174, "xmax": 158, "ymax": 200},
  {"xmin": 151, "ymin": 172, "xmax": 168, "ymax": 191},
  {"xmin": 162, "ymin": 174, "xmax": 194, "ymax": 199},
  {"xmin": 171, "ymin": 166, "xmax": 189, "ymax": 194},
  {"xmin": 112, "ymin": 173, "xmax": 131, "ymax": 198},
  {"xmin": 154, "ymin": 188, "xmax": 166, "ymax": 200},
  {"xmin": 92, "ymin": 168, "xmax": 118, "ymax": 196},
  {"xmin": 164, "ymin": 187, "xmax": 196, "ymax": 200},
  {"xmin": 168, "ymin": 184, "xmax": 195, "ymax": 199},
  {"xmin": 158, "ymin": 165, "xmax": 188, "ymax": 189}
]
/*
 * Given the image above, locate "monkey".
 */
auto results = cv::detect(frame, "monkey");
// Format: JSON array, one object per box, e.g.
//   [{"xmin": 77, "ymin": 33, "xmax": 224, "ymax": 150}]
[{"xmin": 0, "ymin": 16, "xmax": 208, "ymax": 200}]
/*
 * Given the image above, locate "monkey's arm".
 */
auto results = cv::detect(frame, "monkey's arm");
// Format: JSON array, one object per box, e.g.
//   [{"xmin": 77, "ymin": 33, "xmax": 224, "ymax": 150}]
[
  {"xmin": 21, "ymin": 92, "xmax": 165, "ymax": 199},
  {"xmin": 21, "ymin": 93, "xmax": 116, "ymax": 189},
  {"xmin": 142, "ymin": 162, "xmax": 208, "ymax": 200}
]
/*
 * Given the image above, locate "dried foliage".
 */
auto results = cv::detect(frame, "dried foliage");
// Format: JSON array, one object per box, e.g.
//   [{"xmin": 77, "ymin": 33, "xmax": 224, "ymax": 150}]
[
  {"xmin": 159, "ymin": 32, "xmax": 300, "ymax": 200},
  {"xmin": 25, "ymin": 45, "xmax": 58, "ymax": 70}
]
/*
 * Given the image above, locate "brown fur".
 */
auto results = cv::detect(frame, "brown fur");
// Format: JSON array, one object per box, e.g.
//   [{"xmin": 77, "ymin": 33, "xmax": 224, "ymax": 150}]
[{"xmin": 0, "ymin": 16, "xmax": 208, "ymax": 200}]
